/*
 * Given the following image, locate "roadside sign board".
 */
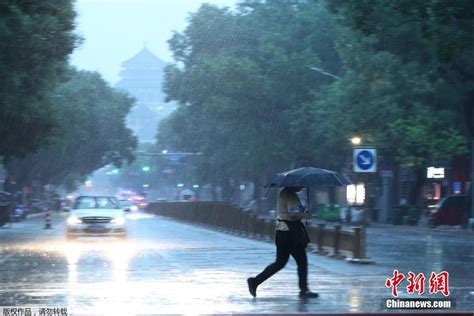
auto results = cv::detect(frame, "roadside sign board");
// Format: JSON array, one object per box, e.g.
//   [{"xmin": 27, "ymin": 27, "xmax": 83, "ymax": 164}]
[{"xmin": 353, "ymin": 148, "xmax": 377, "ymax": 173}]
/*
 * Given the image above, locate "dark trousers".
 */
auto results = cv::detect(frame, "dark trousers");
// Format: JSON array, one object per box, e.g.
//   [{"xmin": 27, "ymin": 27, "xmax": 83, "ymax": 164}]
[{"xmin": 254, "ymin": 230, "xmax": 308, "ymax": 291}]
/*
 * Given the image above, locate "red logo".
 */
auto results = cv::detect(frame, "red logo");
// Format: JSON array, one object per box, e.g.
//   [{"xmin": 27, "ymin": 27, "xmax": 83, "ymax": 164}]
[
  {"xmin": 386, "ymin": 270, "xmax": 449, "ymax": 297},
  {"xmin": 385, "ymin": 270, "xmax": 405, "ymax": 297},
  {"xmin": 429, "ymin": 271, "xmax": 450, "ymax": 297},
  {"xmin": 407, "ymin": 272, "xmax": 426, "ymax": 295}
]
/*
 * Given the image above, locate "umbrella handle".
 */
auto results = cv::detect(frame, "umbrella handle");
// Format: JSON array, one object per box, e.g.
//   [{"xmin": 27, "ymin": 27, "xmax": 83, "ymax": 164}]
[
  {"xmin": 306, "ymin": 186, "xmax": 310, "ymax": 226},
  {"xmin": 306, "ymin": 186, "xmax": 310, "ymax": 212}
]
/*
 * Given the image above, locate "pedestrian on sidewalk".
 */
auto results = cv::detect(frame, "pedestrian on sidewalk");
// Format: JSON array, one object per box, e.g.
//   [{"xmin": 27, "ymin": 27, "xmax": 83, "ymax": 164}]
[{"xmin": 247, "ymin": 186, "xmax": 318, "ymax": 298}]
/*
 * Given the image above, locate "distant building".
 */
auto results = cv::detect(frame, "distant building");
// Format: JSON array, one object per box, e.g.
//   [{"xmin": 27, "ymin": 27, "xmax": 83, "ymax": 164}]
[{"xmin": 115, "ymin": 47, "xmax": 176, "ymax": 143}]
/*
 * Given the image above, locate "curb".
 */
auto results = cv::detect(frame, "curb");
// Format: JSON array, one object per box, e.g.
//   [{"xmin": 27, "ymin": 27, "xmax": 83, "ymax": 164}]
[
  {"xmin": 26, "ymin": 212, "xmax": 48, "ymax": 219},
  {"xmin": 369, "ymin": 222, "xmax": 474, "ymax": 234}
]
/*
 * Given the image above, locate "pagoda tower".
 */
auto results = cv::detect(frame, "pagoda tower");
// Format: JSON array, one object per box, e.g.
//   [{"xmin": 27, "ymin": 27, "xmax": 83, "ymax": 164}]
[{"xmin": 115, "ymin": 47, "xmax": 175, "ymax": 143}]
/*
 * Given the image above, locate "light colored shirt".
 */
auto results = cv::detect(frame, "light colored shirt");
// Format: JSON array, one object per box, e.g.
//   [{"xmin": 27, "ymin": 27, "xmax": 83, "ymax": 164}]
[{"xmin": 275, "ymin": 188, "xmax": 303, "ymax": 231}]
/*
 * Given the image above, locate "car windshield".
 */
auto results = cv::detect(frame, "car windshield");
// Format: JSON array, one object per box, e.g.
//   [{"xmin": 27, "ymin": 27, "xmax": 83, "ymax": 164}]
[{"xmin": 74, "ymin": 197, "xmax": 120, "ymax": 210}]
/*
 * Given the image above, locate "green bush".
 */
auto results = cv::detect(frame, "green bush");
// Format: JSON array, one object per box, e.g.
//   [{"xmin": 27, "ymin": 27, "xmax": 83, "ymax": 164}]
[{"xmin": 317, "ymin": 204, "xmax": 341, "ymax": 221}]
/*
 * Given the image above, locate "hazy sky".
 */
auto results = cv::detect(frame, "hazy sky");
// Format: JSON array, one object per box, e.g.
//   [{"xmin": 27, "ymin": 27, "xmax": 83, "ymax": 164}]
[{"xmin": 70, "ymin": 0, "xmax": 237, "ymax": 85}]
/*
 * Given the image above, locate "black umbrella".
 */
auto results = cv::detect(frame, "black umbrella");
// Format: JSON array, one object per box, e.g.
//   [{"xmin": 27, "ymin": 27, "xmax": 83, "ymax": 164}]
[
  {"xmin": 266, "ymin": 167, "xmax": 351, "ymax": 188},
  {"xmin": 265, "ymin": 167, "xmax": 352, "ymax": 214}
]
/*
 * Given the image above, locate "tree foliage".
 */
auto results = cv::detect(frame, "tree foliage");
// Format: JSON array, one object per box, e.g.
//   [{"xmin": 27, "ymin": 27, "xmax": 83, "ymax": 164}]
[
  {"xmin": 6, "ymin": 69, "xmax": 137, "ymax": 191},
  {"xmin": 0, "ymin": 0, "xmax": 79, "ymax": 160},
  {"xmin": 159, "ymin": 1, "xmax": 342, "ymax": 196},
  {"xmin": 159, "ymin": 0, "xmax": 472, "ymax": 204},
  {"xmin": 320, "ymin": 0, "xmax": 471, "ymax": 203},
  {"xmin": 328, "ymin": 0, "xmax": 474, "ymax": 137}
]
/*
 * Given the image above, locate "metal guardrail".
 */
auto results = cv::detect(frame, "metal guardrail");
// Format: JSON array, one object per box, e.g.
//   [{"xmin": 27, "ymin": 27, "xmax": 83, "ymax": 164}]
[{"xmin": 147, "ymin": 201, "xmax": 374, "ymax": 264}]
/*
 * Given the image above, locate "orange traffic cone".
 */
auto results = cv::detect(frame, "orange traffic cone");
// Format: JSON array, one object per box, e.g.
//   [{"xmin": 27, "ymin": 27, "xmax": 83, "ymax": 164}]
[{"xmin": 44, "ymin": 210, "xmax": 52, "ymax": 229}]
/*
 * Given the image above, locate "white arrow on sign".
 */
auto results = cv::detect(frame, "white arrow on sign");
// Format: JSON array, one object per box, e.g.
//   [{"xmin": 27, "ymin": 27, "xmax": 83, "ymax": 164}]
[{"xmin": 359, "ymin": 154, "xmax": 372, "ymax": 165}]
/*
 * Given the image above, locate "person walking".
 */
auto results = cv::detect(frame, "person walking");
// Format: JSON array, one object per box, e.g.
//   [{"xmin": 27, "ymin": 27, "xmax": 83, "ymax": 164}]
[{"xmin": 247, "ymin": 186, "xmax": 318, "ymax": 298}]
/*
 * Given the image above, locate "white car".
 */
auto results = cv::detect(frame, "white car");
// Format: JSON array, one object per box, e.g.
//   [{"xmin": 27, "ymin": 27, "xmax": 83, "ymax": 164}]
[{"xmin": 66, "ymin": 196, "xmax": 127, "ymax": 239}]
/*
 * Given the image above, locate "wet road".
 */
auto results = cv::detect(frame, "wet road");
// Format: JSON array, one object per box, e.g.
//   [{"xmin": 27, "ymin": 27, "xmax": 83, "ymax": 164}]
[{"xmin": 0, "ymin": 212, "xmax": 473, "ymax": 315}]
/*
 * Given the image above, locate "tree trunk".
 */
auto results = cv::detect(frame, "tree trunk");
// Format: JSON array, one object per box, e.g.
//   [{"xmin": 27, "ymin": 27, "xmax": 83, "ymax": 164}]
[
  {"xmin": 410, "ymin": 166, "xmax": 426, "ymax": 208},
  {"xmin": 392, "ymin": 163, "xmax": 400, "ymax": 206},
  {"xmin": 222, "ymin": 178, "xmax": 234, "ymax": 203}
]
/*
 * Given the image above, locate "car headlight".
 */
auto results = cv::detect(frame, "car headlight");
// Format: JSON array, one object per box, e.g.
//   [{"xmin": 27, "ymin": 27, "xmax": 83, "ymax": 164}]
[
  {"xmin": 111, "ymin": 216, "xmax": 125, "ymax": 225},
  {"xmin": 67, "ymin": 216, "xmax": 82, "ymax": 225},
  {"xmin": 130, "ymin": 205, "xmax": 138, "ymax": 212}
]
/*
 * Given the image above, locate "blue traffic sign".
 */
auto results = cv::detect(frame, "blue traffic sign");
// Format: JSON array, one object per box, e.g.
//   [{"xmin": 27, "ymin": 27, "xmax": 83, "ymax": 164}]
[{"xmin": 353, "ymin": 148, "xmax": 377, "ymax": 173}]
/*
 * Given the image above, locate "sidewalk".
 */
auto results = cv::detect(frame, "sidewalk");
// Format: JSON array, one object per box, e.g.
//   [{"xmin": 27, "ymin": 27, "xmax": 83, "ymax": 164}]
[
  {"xmin": 26, "ymin": 211, "xmax": 48, "ymax": 219},
  {"xmin": 308, "ymin": 216, "xmax": 474, "ymax": 235}
]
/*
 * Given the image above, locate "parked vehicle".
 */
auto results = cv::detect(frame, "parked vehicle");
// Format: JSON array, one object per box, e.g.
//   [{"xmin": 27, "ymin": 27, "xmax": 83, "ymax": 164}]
[
  {"xmin": 0, "ymin": 191, "xmax": 11, "ymax": 227},
  {"xmin": 30, "ymin": 199, "xmax": 47, "ymax": 214},
  {"xmin": 11, "ymin": 205, "xmax": 28, "ymax": 222},
  {"xmin": 429, "ymin": 195, "xmax": 470, "ymax": 227}
]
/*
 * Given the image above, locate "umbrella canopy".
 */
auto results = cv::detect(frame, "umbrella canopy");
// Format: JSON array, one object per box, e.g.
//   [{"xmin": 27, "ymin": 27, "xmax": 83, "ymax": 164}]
[{"xmin": 265, "ymin": 167, "xmax": 352, "ymax": 188}]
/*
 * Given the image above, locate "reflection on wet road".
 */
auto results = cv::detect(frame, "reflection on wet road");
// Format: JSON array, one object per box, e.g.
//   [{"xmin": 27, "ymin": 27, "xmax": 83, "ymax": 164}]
[{"xmin": 0, "ymin": 212, "xmax": 473, "ymax": 314}]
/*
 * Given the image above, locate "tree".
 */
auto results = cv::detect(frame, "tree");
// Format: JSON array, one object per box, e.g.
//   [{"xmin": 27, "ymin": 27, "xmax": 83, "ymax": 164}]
[
  {"xmin": 0, "ymin": 0, "xmax": 79, "ymax": 160},
  {"xmin": 317, "ymin": 0, "xmax": 472, "ymax": 205},
  {"xmin": 327, "ymin": 0, "xmax": 473, "ymax": 136},
  {"xmin": 6, "ymin": 69, "xmax": 137, "ymax": 192},
  {"xmin": 159, "ymin": 1, "xmax": 342, "ymax": 202}
]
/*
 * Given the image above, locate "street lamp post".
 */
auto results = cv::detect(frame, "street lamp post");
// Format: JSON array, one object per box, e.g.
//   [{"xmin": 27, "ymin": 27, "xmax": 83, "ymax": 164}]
[{"xmin": 350, "ymin": 136, "xmax": 362, "ymax": 208}]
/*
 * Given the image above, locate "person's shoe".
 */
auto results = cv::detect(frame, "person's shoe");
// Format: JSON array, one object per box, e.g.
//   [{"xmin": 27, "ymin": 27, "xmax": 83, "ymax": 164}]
[
  {"xmin": 299, "ymin": 290, "xmax": 319, "ymax": 298},
  {"xmin": 247, "ymin": 277, "xmax": 257, "ymax": 297}
]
